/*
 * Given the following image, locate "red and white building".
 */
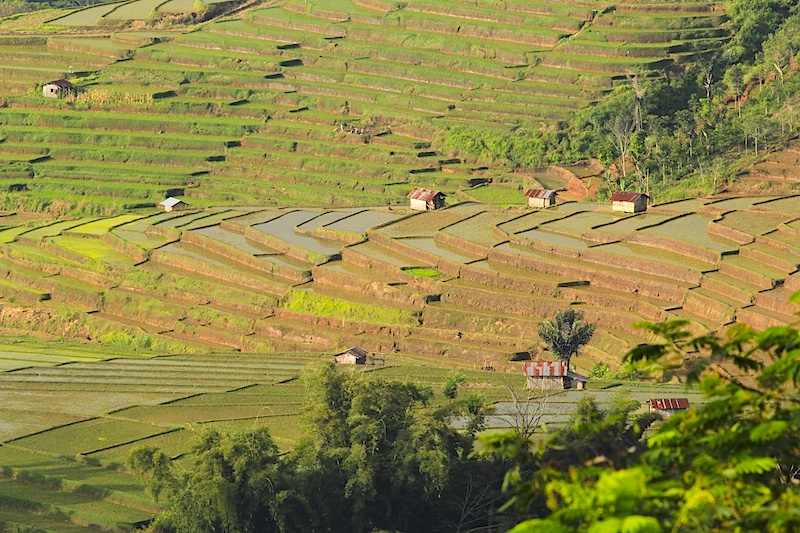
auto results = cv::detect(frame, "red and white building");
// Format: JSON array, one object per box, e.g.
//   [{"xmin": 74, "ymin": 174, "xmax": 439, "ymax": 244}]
[
  {"xmin": 522, "ymin": 361, "xmax": 587, "ymax": 390},
  {"xmin": 648, "ymin": 398, "xmax": 690, "ymax": 418}
]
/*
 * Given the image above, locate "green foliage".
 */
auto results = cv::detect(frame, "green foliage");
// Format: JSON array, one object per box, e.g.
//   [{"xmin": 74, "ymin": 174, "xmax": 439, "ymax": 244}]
[
  {"xmin": 130, "ymin": 362, "xmax": 500, "ymax": 532},
  {"xmin": 129, "ymin": 428, "xmax": 283, "ymax": 533},
  {"xmin": 484, "ymin": 313, "xmax": 800, "ymax": 532},
  {"xmin": 538, "ymin": 308, "xmax": 595, "ymax": 367},
  {"xmin": 443, "ymin": 369, "xmax": 467, "ymax": 399}
]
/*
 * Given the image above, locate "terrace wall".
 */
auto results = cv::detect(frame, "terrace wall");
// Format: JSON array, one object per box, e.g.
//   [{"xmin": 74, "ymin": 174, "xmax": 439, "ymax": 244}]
[
  {"xmin": 488, "ymin": 247, "xmax": 688, "ymax": 303},
  {"xmin": 101, "ymin": 233, "xmax": 149, "ymax": 263},
  {"xmin": 311, "ymin": 266, "xmax": 428, "ymax": 308},
  {"xmin": 243, "ymin": 227, "xmax": 331, "ymax": 265},
  {"xmin": 150, "ymin": 249, "xmax": 287, "ymax": 297},
  {"xmin": 706, "ymin": 221, "xmax": 754, "ymax": 244},
  {"xmin": 434, "ymin": 231, "xmax": 491, "ymax": 257},
  {"xmin": 182, "ymin": 231, "xmax": 310, "ymax": 283},
  {"xmin": 367, "ymin": 230, "xmax": 464, "ymax": 277},
  {"xmin": 623, "ymin": 233, "xmax": 722, "ymax": 264}
]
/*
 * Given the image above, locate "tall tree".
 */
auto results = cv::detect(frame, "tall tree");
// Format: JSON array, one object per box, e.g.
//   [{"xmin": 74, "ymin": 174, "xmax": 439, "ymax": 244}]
[{"xmin": 537, "ymin": 308, "xmax": 595, "ymax": 369}]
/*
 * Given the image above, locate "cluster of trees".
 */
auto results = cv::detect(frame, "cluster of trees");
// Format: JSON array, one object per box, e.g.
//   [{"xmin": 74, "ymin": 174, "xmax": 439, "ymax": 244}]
[
  {"xmin": 130, "ymin": 301, "xmax": 800, "ymax": 532},
  {"xmin": 129, "ymin": 363, "xmax": 508, "ymax": 533},
  {"xmin": 443, "ymin": 0, "xmax": 800, "ymax": 202}
]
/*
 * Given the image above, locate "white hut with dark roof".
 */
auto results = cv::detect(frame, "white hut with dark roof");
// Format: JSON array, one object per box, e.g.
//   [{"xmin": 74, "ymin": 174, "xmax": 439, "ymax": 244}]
[{"xmin": 335, "ymin": 347, "xmax": 368, "ymax": 365}]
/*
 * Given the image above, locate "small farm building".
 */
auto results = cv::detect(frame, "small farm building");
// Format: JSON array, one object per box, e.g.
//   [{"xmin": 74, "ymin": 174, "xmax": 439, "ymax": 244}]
[
  {"xmin": 610, "ymin": 191, "xmax": 649, "ymax": 213},
  {"xmin": 159, "ymin": 197, "xmax": 187, "ymax": 212},
  {"xmin": 523, "ymin": 361, "xmax": 587, "ymax": 390},
  {"xmin": 525, "ymin": 189, "xmax": 557, "ymax": 208},
  {"xmin": 648, "ymin": 398, "xmax": 689, "ymax": 418},
  {"xmin": 335, "ymin": 347, "xmax": 368, "ymax": 365},
  {"xmin": 43, "ymin": 79, "xmax": 74, "ymax": 99},
  {"xmin": 407, "ymin": 187, "xmax": 445, "ymax": 211}
]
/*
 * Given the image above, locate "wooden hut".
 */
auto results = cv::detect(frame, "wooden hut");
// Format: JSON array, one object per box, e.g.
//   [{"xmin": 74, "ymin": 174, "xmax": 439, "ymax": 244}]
[
  {"xmin": 610, "ymin": 191, "xmax": 648, "ymax": 213},
  {"xmin": 407, "ymin": 187, "xmax": 445, "ymax": 211},
  {"xmin": 334, "ymin": 347, "xmax": 368, "ymax": 365},
  {"xmin": 524, "ymin": 189, "xmax": 557, "ymax": 208},
  {"xmin": 42, "ymin": 79, "xmax": 74, "ymax": 99},
  {"xmin": 158, "ymin": 197, "xmax": 188, "ymax": 212},
  {"xmin": 523, "ymin": 361, "xmax": 587, "ymax": 390}
]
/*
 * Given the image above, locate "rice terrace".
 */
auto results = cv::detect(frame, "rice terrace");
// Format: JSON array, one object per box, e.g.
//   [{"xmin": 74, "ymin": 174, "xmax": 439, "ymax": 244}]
[{"xmin": 0, "ymin": 0, "xmax": 798, "ymax": 528}]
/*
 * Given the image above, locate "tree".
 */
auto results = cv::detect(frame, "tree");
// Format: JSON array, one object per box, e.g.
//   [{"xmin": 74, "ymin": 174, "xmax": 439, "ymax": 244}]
[
  {"xmin": 292, "ymin": 362, "xmax": 495, "ymax": 533},
  {"xmin": 128, "ymin": 428, "xmax": 285, "ymax": 533},
  {"xmin": 443, "ymin": 370, "xmax": 467, "ymax": 399},
  {"xmin": 537, "ymin": 308, "xmax": 595, "ymax": 369},
  {"xmin": 482, "ymin": 312, "xmax": 800, "ymax": 533}
]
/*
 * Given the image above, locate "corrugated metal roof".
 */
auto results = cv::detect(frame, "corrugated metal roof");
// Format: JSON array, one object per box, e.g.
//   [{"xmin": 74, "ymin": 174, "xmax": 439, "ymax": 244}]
[
  {"xmin": 649, "ymin": 398, "xmax": 689, "ymax": 410},
  {"xmin": 407, "ymin": 187, "xmax": 443, "ymax": 202},
  {"xmin": 610, "ymin": 191, "xmax": 647, "ymax": 202},
  {"xmin": 522, "ymin": 361, "xmax": 568, "ymax": 377},
  {"xmin": 46, "ymin": 79, "xmax": 74, "ymax": 89},
  {"xmin": 160, "ymin": 197, "xmax": 183, "ymax": 207},
  {"xmin": 524, "ymin": 189, "xmax": 556, "ymax": 199},
  {"xmin": 346, "ymin": 347, "xmax": 368, "ymax": 358}
]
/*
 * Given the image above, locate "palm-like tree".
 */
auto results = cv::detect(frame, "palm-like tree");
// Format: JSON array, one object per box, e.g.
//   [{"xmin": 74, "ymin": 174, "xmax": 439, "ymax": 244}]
[{"xmin": 538, "ymin": 308, "xmax": 595, "ymax": 369}]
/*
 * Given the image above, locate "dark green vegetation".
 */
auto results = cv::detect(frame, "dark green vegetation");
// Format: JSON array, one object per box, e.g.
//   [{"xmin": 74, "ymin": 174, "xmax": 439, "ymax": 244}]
[
  {"xmin": 537, "ymin": 307, "xmax": 595, "ymax": 368},
  {"xmin": 484, "ymin": 318, "xmax": 800, "ymax": 532},
  {"xmin": 128, "ymin": 362, "xmax": 492, "ymax": 533}
]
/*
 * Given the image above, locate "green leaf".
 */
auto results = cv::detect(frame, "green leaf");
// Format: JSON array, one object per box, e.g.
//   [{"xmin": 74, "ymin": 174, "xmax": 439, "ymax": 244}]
[
  {"xmin": 750, "ymin": 421, "xmax": 789, "ymax": 442},
  {"xmin": 621, "ymin": 516, "xmax": 662, "ymax": 533},
  {"xmin": 588, "ymin": 518, "xmax": 624, "ymax": 533},
  {"xmin": 510, "ymin": 519, "xmax": 572, "ymax": 533},
  {"xmin": 735, "ymin": 456, "xmax": 777, "ymax": 475}
]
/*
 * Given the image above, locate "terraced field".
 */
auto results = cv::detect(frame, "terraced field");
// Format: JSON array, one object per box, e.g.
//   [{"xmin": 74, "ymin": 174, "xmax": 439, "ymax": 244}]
[
  {"xmin": 0, "ymin": 198, "xmax": 795, "ymax": 371},
  {"xmin": 0, "ymin": 196, "xmax": 794, "ymax": 529},
  {"xmin": 0, "ymin": 0, "xmax": 729, "ymax": 210}
]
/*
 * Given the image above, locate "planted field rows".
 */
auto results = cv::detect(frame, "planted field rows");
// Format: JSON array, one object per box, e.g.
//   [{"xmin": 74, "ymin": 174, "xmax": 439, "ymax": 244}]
[
  {"xmin": 0, "ymin": 199, "xmax": 781, "ymax": 372},
  {"xmin": 0, "ymin": 0, "xmax": 730, "ymax": 209}
]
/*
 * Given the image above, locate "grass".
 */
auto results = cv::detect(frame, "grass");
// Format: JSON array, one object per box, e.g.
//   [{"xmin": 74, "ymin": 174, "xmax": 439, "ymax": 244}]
[
  {"xmin": 403, "ymin": 267, "xmax": 442, "ymax": 277},
  {"xmin": 282, "ymin": 288, "xmax": 420, "ymax": 326}
]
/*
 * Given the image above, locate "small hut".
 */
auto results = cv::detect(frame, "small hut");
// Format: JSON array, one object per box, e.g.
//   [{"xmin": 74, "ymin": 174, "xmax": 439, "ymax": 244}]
[
  {"xmin": 648, "ymin": 398, "xmax": 689, "ymax": 419},
  {"xmin": 523, "ymin": 361, "xmax": 587, "ymax": 390},
  {"xmin": 42, "ymin": 79, "xmax": 74, "ymax": 99},
  {"xmin": 407, "ymin": 187, "xmax": 445, "ymax": 211},
  {"xmin": 158, "ymin": 197, "xmax": 187, "ymax": 212},
  {"xmin": 524, "ymin": 189, "xmax": 557, "ymax": 208},
  {"xmin": 334, "ymin": 347, "xmax": 368, "ymax": 365},
  {"xmin": 610, "ymin": 191, "xmax": 648, "ymax": 213}
]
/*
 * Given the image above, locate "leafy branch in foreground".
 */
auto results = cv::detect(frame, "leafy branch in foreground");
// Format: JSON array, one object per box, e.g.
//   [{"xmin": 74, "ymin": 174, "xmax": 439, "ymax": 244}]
[{"xmin": 481, "ymin": 315, "xmax": 800, "ymax": 533}]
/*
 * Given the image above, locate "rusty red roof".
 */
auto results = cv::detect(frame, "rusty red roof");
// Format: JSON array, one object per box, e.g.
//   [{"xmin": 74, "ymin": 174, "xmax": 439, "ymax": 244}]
[
  {"xmin": 522, "ymin": 361, "xmax": 568, "ymax": 377},
  {"xmin": 649, "ymin": 398, "xmax": 689, "ymax": 410},
  {"xmin": 407, "ymin": 187, "xmax": 444, "ymax": 202},
  {"xmin": 524, "ymin": 189, "xmax": 556, "ymax": 199},
  {"xmin": 610, "ymin": 191, "xmax": 648, "ymax": 203}
]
